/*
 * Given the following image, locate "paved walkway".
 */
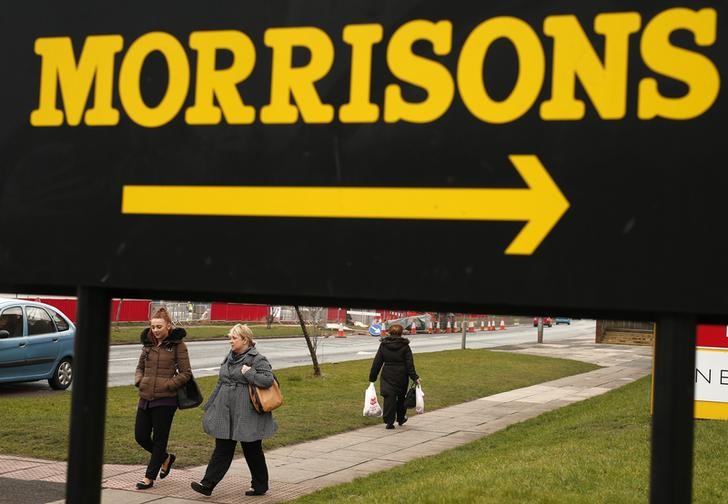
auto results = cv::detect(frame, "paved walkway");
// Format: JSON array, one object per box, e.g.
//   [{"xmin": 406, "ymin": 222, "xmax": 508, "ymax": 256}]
[{"xmin": 0, "ymin": 334, "xmax": 652, "ymax": 504}]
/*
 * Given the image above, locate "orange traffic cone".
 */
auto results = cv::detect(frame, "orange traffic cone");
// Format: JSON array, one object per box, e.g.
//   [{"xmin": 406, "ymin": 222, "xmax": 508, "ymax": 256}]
[
  {"xmin": 435, "ymin": 320, "xmax": 440, "ymax": 333},
  {"xmin": 427, "ymin": 320, "xmax": 433, "ymax": 334},
  {"xmin": 446, "ymin": 320, "xmax": 452, "ymax": 333},
  {"xmin": 499, "ymin": 319, "xmax": 506, "ymax": 330},
  {"xmin": 410, "ymin": 321, "xmax": 417, "ymax": 335},
  {"xmin": 454, "ymin": 321, "xmax": 459, "ymax": 332},
  {"xmin": 489, "ymin": 320, "xmax": 495, "ymax": 331},
  {"xmin": 480, "ymin": 320, "xmax": 485, "ymax": 332},
  {"xmin": 336, "ymin": 323, "xmax": 346, "ymax": 338}
]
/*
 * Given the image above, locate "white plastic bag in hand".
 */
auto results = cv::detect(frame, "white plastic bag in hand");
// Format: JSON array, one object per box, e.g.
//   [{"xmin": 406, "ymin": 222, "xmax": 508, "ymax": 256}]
[
  {"xmin": 415, "ymin": 384, "xmax": 425, "ymax": 414},
  {"xmin": 363, "ymin": 382, "xmax": 383, "ymax": 417}
]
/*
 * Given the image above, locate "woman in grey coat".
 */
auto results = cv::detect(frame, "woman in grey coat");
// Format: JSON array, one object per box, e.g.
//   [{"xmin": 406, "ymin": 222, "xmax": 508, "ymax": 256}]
[{"xmin": 191, "ymin": 324, "xmax": 277, "ymax": 497}]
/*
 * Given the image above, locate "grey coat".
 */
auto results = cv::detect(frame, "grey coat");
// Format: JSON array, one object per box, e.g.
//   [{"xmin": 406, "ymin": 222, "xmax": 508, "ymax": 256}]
[{"xmin": 202, "ymin": 347, "xmax": 278, "ymax": 442}]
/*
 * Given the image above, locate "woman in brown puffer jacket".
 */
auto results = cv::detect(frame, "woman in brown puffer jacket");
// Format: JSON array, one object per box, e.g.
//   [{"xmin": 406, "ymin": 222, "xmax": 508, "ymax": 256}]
[{"xmin": 133, "ymin": 307, "xmax": 192, "ymax": 490}]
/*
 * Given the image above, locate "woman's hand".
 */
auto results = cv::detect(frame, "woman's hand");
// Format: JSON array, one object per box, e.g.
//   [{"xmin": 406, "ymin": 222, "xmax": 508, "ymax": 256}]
[{"xmin": 241, "ymin": 364, "xmax": 252, "ymax": 374}]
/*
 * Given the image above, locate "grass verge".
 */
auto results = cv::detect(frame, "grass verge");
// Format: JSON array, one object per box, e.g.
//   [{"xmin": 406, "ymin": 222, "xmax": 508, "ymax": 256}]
[
  {"xmin": 289, "ymin": 376, "xmax": 728, "ymax": 504},
  {"xmin": 108, "ymin": 324, "xmax": 333, "ymax": 345},
  {"xmin": 0, "ymin": 349, "xmax": 595, "ymax": 466}
]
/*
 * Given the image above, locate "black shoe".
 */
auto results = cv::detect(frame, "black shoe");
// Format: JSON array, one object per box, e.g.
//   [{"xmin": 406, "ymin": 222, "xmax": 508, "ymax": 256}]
[
  {"xmin": 159, "ymin": 453, "xmax": 176, "ymax": 479},
  {"xmin": 385, "ymin": 424, "xmax": 395, "ymax": 430},
  {"xmin": 191, "ymin": 481, "xmax": 213, "ymax": 496},
  {"xmin": 136, "ymin": 479, "xmax": 154, "ymax": 490},
  {"xmin": 398, "ymin": 416, "xmax": 408, "ymax": 426},
  {"xmin": 245, "ymin": 488, "xmax": 267, "ymax": 496}
]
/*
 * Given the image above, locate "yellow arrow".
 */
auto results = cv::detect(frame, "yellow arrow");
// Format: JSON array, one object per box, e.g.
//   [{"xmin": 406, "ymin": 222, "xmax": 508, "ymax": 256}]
[{"xmin": 121, "ymin": 154, "xmax": 569, "ymax": 255}]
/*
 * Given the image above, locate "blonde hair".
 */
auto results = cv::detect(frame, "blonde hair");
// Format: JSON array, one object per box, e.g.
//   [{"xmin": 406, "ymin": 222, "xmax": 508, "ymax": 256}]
[
  {"xmin": 229, "ymin": 323, "xmax": 255, "ymax": 346},
  {"xmin": 151, "ymin": 307, "xmax": 173, "ymax": 326}
]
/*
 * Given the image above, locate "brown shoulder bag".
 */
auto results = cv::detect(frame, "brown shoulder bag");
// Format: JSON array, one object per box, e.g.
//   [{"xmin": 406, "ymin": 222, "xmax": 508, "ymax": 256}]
[{"xmin": 248, "ymin": 374, "xmax": 283, "ymax": 414}]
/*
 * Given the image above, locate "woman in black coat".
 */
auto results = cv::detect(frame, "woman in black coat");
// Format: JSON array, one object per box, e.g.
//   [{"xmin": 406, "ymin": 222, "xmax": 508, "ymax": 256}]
[{"xmin": 368, "ymin": 323, "xmax": 421, "ymax": 429}]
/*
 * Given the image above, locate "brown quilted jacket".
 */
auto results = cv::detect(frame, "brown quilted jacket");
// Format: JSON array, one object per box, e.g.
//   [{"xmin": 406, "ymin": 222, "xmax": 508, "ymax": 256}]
[{"xmin": 134, "ymin": 327, "xmax": 192, "ymax": 401}]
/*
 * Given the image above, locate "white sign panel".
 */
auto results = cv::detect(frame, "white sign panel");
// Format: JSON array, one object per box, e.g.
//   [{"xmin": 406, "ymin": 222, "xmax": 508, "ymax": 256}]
[{"xmin": 695, "ymin": 349, "xmax": 728, "ymax": 403}]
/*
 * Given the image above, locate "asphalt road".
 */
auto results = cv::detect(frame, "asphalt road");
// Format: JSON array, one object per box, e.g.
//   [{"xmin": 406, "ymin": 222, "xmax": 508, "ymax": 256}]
[
  {"xmin": 0, "ymin": 320, "xmax": 595, "ymax": 394},
  {"xmin": 107, "ymin": 319, "xmax": 596, "ymax": 386}
]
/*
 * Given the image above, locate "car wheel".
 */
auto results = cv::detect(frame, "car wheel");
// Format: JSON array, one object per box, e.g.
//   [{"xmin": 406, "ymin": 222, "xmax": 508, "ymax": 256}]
[{"xmin": 49, "ymin": 357, "xmax": 73, "ymax": 390}]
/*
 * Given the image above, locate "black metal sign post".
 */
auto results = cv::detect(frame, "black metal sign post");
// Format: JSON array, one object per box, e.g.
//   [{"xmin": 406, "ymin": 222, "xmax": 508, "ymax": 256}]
[
  {"xmin": 650, "ymin": 315, "xmax": 696, "ymax": 504},
  {"xmin": 66, "ymin": 287, "xmax": 111, "ymax": 504}
]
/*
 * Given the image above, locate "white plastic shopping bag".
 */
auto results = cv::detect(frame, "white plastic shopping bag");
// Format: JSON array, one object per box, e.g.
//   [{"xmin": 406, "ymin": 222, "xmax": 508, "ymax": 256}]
[
  {"xmin": 415, "ymin": 384, "xmax": 425, "ymax": 414},
  {"xmin": 363, "ymin": 382, "xmax": 383, "ymax": 417}
]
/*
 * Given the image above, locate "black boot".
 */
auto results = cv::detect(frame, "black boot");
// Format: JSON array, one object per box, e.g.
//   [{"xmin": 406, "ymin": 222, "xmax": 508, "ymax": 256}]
[{"xmin": 191, "ymin": 481, "xmax": 213, "ymax": 496}]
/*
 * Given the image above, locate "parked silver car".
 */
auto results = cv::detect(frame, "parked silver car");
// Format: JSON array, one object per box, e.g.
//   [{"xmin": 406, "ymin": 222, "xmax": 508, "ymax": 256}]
[{"xmin": 0, "ymin": 298, "xmax": 75, "ymax": 389}]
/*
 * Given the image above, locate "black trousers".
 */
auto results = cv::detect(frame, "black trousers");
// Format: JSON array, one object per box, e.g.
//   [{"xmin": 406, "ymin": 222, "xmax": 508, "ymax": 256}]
[
  {"xmin": 382, "ymin": 391, "xmax": 407, "ymax": 426},
  {"xmin": 201, "ymin": 438, "xmax": 269, "ymax": 492},
  {"xmin": 134, "ymin": 405, "xmax": 177, "ymax": 480}
]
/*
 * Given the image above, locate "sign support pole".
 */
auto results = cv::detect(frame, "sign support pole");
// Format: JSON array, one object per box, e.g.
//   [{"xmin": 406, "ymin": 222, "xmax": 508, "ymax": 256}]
[
  {"xmin": 650, "ymin": 315, "xmax": 696, "ymax": 504},
  {"xmin": 66, "ymin": 287, "xmax": 111, "ymax": 504}
]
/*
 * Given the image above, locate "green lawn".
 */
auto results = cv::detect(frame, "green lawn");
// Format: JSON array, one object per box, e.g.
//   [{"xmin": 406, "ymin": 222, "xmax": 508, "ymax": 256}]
[
  {"xmin": 109, "ymin": 324, "xmax": 333, "ymax": 345},
  {"xmin": 289, "ymin": 376, "xmax": 728, "ymax": 504},
  {"xmin": 0, "ymin": 349, "xmax": 595, "ymax": 466}
]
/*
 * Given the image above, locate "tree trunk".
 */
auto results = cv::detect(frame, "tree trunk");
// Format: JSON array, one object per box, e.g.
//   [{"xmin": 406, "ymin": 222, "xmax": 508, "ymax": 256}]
[
  {"xmin": 294, "ymin": 305, "xmax": 321, "ymax": 377},
  {"xmin": 111, "ymin": 298, "xmax": 124, "ymax": 331},
  {"xmin": 266, "ymin": 306, "xmax": 273, "ymax": 329}
]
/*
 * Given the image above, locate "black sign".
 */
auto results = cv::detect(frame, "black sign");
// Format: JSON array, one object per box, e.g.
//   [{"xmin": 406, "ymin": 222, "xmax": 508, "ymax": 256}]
[{"xmin": 1, "ymin": 1, "xmax": 725, "ymax": 319}]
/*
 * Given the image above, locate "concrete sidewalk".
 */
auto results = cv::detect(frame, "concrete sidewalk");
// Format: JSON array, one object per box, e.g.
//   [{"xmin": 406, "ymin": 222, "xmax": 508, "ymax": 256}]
[{"xmin": 1, "ymin": 335, "xmax": 652, "ymax": 504}]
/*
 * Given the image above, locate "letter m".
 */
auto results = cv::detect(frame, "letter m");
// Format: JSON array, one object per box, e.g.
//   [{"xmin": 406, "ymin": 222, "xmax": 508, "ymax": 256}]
[{"xmin": 31, "ymin": 35, "xmax": 123, "ymax": 126}]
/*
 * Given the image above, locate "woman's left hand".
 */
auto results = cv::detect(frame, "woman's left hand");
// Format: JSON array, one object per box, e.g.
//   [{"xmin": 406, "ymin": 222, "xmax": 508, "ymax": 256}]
[{"xmin": 241, "ymin": 364, "xmax": 251, "ymax": 374}]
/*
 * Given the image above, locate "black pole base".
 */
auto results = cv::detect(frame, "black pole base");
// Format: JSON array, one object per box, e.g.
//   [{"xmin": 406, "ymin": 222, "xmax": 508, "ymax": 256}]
[
  {"xmin": 650, "ymin": 315, "xmax": 696, "ymax": 504},
  {"xmin": 66, "ymin": 287, "xmax": 111, "ymax": 504}
]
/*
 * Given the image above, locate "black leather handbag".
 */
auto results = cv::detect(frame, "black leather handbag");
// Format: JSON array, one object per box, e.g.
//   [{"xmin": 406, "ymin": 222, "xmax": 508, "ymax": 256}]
[
  {"xmin": 177, "ymin": 376, "xmax": 203, "ymax": 409},
  {"xmin": 404, "ymin": 383, "xmax": 417, "ymax": 409},
  {"xmin": 174, "ymin": 345, "xmax": 203, "ymax": 409}
]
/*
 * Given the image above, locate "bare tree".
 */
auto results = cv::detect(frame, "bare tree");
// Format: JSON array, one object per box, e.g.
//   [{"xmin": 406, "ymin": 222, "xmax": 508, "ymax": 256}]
[
  {"xmin": 294, "ymin": 305, "xmax": 324, "ymax": 377},
  {"xmin": 111, "ymin": 298, "xmax": 124, "ymax": 332}
]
